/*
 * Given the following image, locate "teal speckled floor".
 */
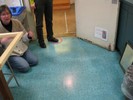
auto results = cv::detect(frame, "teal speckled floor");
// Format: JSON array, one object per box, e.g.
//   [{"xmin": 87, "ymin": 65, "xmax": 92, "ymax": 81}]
[{"xmin": 3, "ymin": 37, "xmax": 124, "ymax": 100}]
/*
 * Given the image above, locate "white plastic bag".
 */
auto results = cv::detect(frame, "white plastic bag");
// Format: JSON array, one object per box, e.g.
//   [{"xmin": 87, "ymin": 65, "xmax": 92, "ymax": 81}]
[{"xmin": 121, "ymin": 65, "xmax": 133, "ymax": 100}]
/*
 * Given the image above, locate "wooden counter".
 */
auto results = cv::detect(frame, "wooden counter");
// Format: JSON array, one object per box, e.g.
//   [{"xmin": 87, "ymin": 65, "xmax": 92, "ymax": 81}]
[{"xmin": 53, "ymin": 0, "xmax": 70, "ymax": 10}]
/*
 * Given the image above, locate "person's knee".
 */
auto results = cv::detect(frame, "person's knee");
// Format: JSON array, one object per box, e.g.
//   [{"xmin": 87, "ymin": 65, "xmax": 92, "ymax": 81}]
[
  {"xmin": 18, "ymin": 66, "xmax": 31, "ymax": 73},
  {"xmin": 12, "ymin": 63, "xmax": 31, "ymax": 73},
  {"xmin": 30, "ymin": 58, "xmax": 38, "ymax": 66}
]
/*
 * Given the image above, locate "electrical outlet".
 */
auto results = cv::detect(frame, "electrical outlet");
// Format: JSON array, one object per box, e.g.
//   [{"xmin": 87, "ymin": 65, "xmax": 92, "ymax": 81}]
[{"xmin": 112, "ymin": 0, "xmax": 117, "ymax": 4}]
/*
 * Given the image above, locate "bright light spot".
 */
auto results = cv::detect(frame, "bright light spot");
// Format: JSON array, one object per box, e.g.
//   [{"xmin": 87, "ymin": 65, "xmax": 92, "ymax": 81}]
[{"xmin": 64, "ymin": 75, "xmax": 74, "ymax": 89}]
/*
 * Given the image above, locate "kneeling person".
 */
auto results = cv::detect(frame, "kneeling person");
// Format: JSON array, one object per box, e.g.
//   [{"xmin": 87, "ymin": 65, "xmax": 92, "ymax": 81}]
[{"xmin": 0, "ymin": 5, "xmax": 38, "ymax": 73}]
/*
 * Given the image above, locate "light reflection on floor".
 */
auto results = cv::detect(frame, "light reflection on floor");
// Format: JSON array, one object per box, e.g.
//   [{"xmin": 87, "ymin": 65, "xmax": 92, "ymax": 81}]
[{"xmin": 64, "ymin": 75, "xmax": 74, "ymax": 89}]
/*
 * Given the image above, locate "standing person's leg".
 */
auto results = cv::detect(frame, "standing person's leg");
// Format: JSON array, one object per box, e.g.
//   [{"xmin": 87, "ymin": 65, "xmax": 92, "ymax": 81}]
[
  {"xmin": 22, "ymin": 50, "xmax": 38, "ymax": 66},
  {"xmin": 45, "ymin": 0, "xmax": 58, "ymax": 42},
  {"xmin": 44, "ymin": 0, "xmax": 53, "ymax": 40},
  {"xmin": 34, "ymin": 2, "xmax": 46, "ymax": 48},
  {"xmin": 8, "ymin": 56, "xmax": 30, "ymax": 73}
]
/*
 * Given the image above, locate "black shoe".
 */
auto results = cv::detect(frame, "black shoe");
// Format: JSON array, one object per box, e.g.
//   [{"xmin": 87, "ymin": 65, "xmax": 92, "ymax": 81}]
[
  {"xmin": 125, "ymin": 96, "xmax": 131, "ymax": 100},
  {"xmin": 48, "ymin": 37, "xmax": 58, "ymax": 42},
  {"xmin": 39, "ymin": 43, "xmax": 46, "ymax": 48}
]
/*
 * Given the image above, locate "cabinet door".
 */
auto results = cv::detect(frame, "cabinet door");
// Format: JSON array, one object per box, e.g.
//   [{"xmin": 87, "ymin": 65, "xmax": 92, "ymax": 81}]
[
  {"xmin": 117, "ymin": 5, "xmax": 128, "ymax": 55},
  {"xmin": 53, "ymin": 0, "xmax": 70, "ymax": 10},
  {"xmin": 117, "ymin": 3, "xmax": 133, "ymax": 55},
  {"xmin": 126, "ymin": 9, "xmax": 133, "ymax": 45}
]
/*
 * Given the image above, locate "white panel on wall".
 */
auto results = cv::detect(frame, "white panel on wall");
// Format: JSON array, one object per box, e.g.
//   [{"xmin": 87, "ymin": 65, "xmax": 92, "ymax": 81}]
[
  {"xmin": 0, "ymin": 0, "xmax": 5, "ymax": 5},
  {"xmin": 0, "ymin": 0, "xmax": 23, "ymax": 6},
  {"xmin": 75, "ymin": 0, "xmax": 120, "ymax": 51}
]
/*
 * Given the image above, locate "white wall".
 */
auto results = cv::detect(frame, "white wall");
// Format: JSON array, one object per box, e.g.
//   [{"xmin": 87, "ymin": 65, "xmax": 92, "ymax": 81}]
[
  {"xmin": 75, "ymin": 0, "xmax": 120, "ymax": 51},
  {"xmin": 0, "ymin": 0, "xmax": 22, "ymax": 6}
]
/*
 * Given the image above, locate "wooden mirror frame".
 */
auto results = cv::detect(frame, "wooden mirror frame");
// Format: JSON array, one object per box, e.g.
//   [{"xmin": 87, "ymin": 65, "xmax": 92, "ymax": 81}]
[
  {"xmin": 120, "ymin": 42, "xmax": 133, "ymax": 72},
  {"xmin": 0, "ymin": 32, "xmax": 23, "ymax": 70},
  {"xmin": 0, "ymin": 32, "xmax": 23, "ymax": 100}
]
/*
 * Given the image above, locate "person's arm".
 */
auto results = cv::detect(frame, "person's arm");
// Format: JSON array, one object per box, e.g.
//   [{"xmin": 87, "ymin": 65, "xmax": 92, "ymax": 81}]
[
  {"xmin": 30, "ymin": 0, "xmax": 34, "ymax": 4},
  {"xmin": 15, "ymin": 19, "xmax": 33, "ymax": 43},
  {"xmin": 30, "ymin": 0, "xmax": 36, "ymax": 10},
  {"xmin": 0, "ymin": 37, "xmax": 12, "ymax": 43},
  {"xmin": 0, "ymin": 37, "xmax": 13, "ymax": 47}
]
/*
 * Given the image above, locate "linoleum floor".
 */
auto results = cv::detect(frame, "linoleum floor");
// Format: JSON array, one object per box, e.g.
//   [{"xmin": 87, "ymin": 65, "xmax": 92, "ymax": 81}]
[{"xmin": 3, "ymin": 37, "xmax": 125, "ymax": 100}]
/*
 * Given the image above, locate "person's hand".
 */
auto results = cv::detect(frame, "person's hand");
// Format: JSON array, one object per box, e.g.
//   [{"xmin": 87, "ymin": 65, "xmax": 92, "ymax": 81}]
[
  {"xmin": 0, "ymin": 37, "xmax": 12, "ymax": 44},
  {"xmin": 28, "ymin": 30, "xmax": 34, "ymax": 40},
  {"xmin": 30, "ymin": 3, "xmax": 36, "ymax": 10}
]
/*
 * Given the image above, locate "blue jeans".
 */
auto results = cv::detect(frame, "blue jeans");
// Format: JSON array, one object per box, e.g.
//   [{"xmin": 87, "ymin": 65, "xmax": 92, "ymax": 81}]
[{"xmin": 8, "ymin": 50, "xmax": 38, "ymax": 73}]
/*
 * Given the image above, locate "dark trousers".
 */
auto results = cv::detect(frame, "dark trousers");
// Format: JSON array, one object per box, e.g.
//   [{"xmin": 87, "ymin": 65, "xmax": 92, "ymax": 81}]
[{"xmin": 34, "ymin": 0, "xmax": 53, "ymax": 44}]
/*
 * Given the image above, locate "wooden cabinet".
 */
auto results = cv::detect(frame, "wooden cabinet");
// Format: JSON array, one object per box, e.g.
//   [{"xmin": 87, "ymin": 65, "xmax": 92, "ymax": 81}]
[
  {"xmin": 53, "ymin": 0, "xmax": 70, "ymax": 10},
  {"xmin": 0, "ymin": 70, "xmax": 13, "ymax": 100},
  {"xmin": 116, "ymin": 0, "xmax": 133, "ymax": 55}
]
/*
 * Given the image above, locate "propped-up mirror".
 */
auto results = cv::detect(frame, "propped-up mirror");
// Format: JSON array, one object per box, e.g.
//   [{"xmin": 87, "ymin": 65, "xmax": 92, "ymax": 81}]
[{"xmin": 120, "ymin": 42, "xmax": 133, "ymax": 72}]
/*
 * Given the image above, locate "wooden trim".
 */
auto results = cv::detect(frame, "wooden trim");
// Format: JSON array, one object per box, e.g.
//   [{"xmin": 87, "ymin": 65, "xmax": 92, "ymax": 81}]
[
  {"xmin": 0, "ymin": 70, "xmax": 13, "ymax": 100},
  {"xmin": 44, "ymin": 32, "xmax": 76, "ymax": 38},
  {"xmin": 0, "ymin": 32, "xmax": 23, "ymax": 100},
  {"xmin": 0, "ymin": 32, "xmax": 23, "ymax": 70},
  {"xmin": 53, "ymin": 0, "xmax": 70, "ymax": 10},
  {"xmin": 53, "ymin": 3, "xmax": 70, "ymax": 10}
]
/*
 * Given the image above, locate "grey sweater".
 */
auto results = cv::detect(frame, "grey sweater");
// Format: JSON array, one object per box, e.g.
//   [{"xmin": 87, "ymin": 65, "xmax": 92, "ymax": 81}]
[{"xmin": 0, "ymin": 19, "xmax": 30, "ymax": 56}]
